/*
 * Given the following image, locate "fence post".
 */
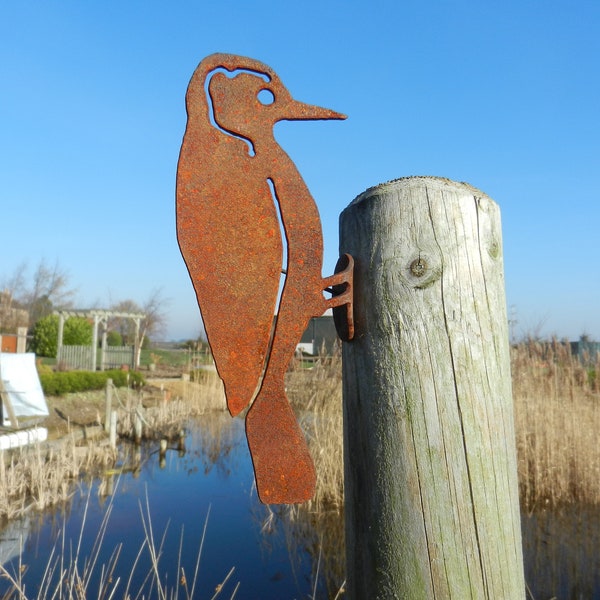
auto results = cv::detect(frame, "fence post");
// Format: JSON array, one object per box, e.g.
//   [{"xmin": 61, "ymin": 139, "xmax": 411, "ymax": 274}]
[
  {"xmin": 339, "ymin": 177, "xmax": 525, "ymax": 599},
  {"xmin": 16, "ymin": 327, "xmax": 27, "ymax": 353}
]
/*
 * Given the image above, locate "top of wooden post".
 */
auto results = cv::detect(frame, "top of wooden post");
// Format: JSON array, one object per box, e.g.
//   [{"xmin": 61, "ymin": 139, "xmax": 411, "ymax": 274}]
[{"xmin": 349, "ymin": 175, "xmax": 488, "ymax": 208}]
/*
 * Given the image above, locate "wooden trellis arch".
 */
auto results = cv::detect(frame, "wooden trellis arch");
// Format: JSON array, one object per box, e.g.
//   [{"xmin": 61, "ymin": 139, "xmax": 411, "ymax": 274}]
[{"xmin": 54, "ymin": 309, "xmax": 146, "ymax": 370}]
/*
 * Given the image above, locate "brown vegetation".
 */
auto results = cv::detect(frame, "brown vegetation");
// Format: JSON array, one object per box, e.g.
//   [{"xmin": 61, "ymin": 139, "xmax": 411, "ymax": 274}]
[
  {"xmin": 286, "ymin": 354, "xmax": 345, "ymax": 596},
  {"xmin": 115, "ymin": 371, "xmax": 226, "ymax": 440},
  {"xmin": 287, "ymin": 355, "xmax": 344, "ymax": 513},
  {"xmin": 0, "ymin": 437, "xmax": 115, "ymax": 521},
  {"xmin": 512, "ymin": 339, "xmax": 600, "ymax": 509}
]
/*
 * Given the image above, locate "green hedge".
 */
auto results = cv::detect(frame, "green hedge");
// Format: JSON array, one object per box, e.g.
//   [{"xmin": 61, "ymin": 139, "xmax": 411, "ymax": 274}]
[
  {"xmin": 39, "ymin": 370, "xmax": 145, "ymax": 397},
  {"xmin": 31, "ymin": 314, "xmax": 93, "ymax": 358}
]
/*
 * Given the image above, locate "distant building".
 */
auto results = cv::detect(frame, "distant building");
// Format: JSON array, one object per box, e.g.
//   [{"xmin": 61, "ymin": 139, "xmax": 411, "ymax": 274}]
[
  {"xmin": 298, "ymin": 313, "xmax": 339, "ymax": 355},
  {"xmin": 570, "ymin": 336, "xmax": 600, "ymax": 364}
]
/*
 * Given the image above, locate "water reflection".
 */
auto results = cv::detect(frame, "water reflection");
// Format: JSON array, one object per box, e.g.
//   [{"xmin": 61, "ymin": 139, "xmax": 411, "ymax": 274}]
[
  {"xmin": 0, "ymin": 412, "xmax": 338, "ymax": 599},
  {"xmin": 522, "ymin": 504, "xmax": 600, "ymax": 599},
  {"xmin": 0, "ymin": 516, "xmax": 31, "ymax": 566}
]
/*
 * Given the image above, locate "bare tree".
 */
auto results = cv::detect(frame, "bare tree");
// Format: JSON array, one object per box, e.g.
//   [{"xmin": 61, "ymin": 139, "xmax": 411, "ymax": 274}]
[
  {"xmin": 110, "ymin": 299, "xmax": 142, "ymax": 345},
  {"xmin": 1, "ymin": 259, "xmax": 77, "ymax": 328},
  {"xmin": 139, "ymin": 287, "xmax": 170, "ymax": 346},
  {"xmin": 111, "ymin": 287, "xmax": 171, "ymax": 360},
  {"xmin": 1, "ymin": 261, "xmax": 27, "ymax": 303}
]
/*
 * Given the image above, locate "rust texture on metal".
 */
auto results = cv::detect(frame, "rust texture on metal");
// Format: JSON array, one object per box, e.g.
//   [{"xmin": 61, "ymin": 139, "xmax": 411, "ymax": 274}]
[{"xmin": 176, "ymin": 53, "xmax": 353, "ymax": 504}]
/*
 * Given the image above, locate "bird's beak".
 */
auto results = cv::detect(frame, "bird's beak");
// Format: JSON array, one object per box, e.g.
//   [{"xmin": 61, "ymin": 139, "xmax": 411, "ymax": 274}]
[{"xmin": 282, "ymin": 99, "xmax": 347, "ymax": 122}]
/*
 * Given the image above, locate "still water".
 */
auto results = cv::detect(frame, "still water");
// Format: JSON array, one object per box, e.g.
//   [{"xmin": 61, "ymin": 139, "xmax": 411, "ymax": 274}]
[
  {"xmin": 0, "ymin": 413, "xmax": 340, "ymax": 599},
  {"xmin": 1, "ymin": 412, "xmax": 599, "ymax": 599}
]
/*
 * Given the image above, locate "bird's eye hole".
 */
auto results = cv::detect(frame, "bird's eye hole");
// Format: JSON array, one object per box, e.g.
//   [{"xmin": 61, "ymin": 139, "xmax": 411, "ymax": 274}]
[{"xmin": 257, "ymin": 89, "xmax": 275, "ymax": 105}]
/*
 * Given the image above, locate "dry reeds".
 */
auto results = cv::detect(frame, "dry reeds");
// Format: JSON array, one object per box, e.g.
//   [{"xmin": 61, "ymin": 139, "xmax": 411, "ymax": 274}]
[
  {"xmin": 116, "ymin": 371, "xmax": 226, "ymax": 441},
  {"xmin": 286, "ymin": 340, "xmax": 600, "ymax": 512},
  {"xmin": 0, "ymin": 437, "xmax": 115, "ymax": 522},
  {"xmin": 286, "ymin": 353, "xmax": 344, "ymax": 513},
  {"xmin": 285, "ymin": 353, "xmax": 346, "ymax": 595},
  {"xmin": 512, "ymin": 338, "xmax": 600, "ymax": 509}
]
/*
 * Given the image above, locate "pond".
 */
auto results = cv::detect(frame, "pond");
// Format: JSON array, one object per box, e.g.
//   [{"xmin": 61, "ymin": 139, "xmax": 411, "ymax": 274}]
[
  {"xmin": 1, "ymin": 411, "xmax": 599, "ymax": 599},
  {"xmin": 0, "ymin": 413, "xmax": 343, "ymax": 599}
]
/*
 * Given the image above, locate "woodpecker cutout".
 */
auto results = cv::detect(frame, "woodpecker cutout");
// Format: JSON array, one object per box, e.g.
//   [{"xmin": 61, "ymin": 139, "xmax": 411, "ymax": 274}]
[{"xmin": 176, "ymin": 53, "xmax": 353, "ymax": 504}]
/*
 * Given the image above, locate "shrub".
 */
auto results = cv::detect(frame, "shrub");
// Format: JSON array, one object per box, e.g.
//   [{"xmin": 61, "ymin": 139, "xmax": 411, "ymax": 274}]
[
  {"xmin": 31, "ymin": 315, "xmax": 93, "ymax": 358},
  {"xmin": 106, "ymin": 330, "xmax": 123, "ymax": 347},
  {"xmin": 39, "ymin": 369, "xmax": 145, "ymax": 396},
  {"xmin": 64, "ymin": 317, "xmax": 93, "ymax": 347}
]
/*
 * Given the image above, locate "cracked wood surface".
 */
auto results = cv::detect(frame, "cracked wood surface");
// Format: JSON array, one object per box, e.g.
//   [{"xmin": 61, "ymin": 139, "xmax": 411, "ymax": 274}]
[{"xmin": 340, "ymin": 177, "xmax": 525, "ymax": 599}]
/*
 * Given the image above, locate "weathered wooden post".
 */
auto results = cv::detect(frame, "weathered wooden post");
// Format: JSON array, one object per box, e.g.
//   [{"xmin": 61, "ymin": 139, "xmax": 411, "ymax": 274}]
[
  {"xmin": 109, "ymin": 409, "xmax": 118, "ymax": 449},
  {"xmin": 91, "ymin": 314, "xmax": 99, "ymax": 371},
  {"xmin": 340, "ymin": 177, "xmax": 525, "ymax": 599},
  {"xmin": 16, "ymin": 327, "xmax": 27, "ymax": 354},
  {"xmin": 56, "ymin": 313, "xmax": 65, "ymax": 365},
  {"xmin": 104, "ymin": 378, "xmax": 113, "ymax": 433}
]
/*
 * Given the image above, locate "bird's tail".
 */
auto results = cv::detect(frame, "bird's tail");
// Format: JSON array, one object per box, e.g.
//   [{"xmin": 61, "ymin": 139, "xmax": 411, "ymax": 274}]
[{"xmin": 245, "ymin": 379, "xmax": 316, "ymax": 504}]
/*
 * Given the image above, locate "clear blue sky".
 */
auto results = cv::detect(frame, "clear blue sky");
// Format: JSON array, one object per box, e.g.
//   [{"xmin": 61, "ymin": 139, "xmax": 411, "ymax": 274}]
[{"xmin": 1, "ymin": 2, "xmax": 598, "ymax": 341}]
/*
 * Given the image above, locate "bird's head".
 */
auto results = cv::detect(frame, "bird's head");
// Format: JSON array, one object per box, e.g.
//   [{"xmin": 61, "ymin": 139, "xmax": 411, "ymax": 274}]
[{"xmin": 207, "ymin": 64, "xmax": 345, "ymax": 146}]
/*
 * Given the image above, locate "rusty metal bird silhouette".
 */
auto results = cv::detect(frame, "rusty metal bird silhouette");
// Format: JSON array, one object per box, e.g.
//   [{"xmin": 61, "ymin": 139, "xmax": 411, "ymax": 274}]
[{"xmin": 176, "ymin": 53, "xmax": 353, "ymax": 504}]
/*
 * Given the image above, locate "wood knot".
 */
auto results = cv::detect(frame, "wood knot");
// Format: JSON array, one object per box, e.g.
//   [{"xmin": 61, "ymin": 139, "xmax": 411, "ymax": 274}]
[
  {"xmin": 410, "ymin": 258, "xmax": 427, "ymax": 277},
  {"xmin": 488, "ymin": 240, "xmax": 500, "ymax": 259},
  {"xmin": 404, "ymin": 253, "xmax": 441, "ymax": 289}
]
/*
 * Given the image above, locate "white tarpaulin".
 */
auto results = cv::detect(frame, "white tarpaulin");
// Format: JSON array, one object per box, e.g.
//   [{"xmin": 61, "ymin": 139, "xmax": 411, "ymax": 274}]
[{"xmin": 0, "ymin": 353, "xmax": 49, "ymax": 419}]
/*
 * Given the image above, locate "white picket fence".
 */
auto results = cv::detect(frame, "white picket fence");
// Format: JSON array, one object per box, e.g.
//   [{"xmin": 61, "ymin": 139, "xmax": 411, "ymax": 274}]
[{"xmin": 56, "ymin": 345, "xmax": 134, "ymax": 370}]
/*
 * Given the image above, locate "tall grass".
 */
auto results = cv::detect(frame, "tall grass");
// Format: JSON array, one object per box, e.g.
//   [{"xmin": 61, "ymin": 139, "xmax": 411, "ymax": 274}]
[
  {"xmin": 287, "ymin": 340, "xmax": 600, "ymax": 511},
  {"xmin": 286, "ymin": 353, "xmax": 344, "ymax": 513},
  {"xmin": 512, "ymin": 338, "xmax": 600, "ymax": 509}
]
